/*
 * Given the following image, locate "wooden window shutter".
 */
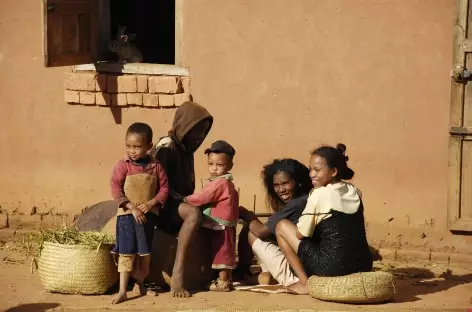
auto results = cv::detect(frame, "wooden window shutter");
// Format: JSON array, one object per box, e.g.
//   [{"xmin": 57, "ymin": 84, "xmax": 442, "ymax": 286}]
[
  {"xmin": 448, "ymin": 0, "xmax": 472, "ymax": 231},
  {"xmin": 42, "ymin": 0, "xmax": 98, "ymax": 67}
]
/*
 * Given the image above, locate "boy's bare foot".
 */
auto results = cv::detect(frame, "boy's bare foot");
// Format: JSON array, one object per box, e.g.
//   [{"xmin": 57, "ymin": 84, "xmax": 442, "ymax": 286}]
[
  {"xmin": 132, "ymin": 283, "xmax": 145, "ymax": 296},
  {"xmin": 171, "ymin": 270, "xmax": 191, "ymax": 298},
  {"xmin": 171, "ymin": 287, "xmax": 191, "ymax": 298},
  {"xmin": 111, "ymin": 292, "xmax": 127, "ymax": 304},
  {"xmin": 287, "ymin": 282, "xmax": 309, "ymax": 295}
]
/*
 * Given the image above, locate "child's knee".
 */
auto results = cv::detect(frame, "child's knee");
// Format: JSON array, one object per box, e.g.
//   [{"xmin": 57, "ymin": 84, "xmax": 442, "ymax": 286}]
[
  {"xmin": 275, "ymin": 219, "xmax": 290, "ymax": 234},
  {"xmin": 118, "ymin": 255, "xmax": 136, "ymax": 273},
  {"xmin": 179, "ymin": 203, "xmax": 202, "ymax": 224}
]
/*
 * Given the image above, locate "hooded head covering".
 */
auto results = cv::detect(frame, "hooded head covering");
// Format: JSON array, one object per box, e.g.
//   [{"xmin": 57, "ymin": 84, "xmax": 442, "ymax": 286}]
[
  {"xmin": 169, "ymin": 101, "xmax": 213, "ymax": 151},
  {"xmin": 153, "ymin": 101, "xmax": 213, "ymax": 199}
]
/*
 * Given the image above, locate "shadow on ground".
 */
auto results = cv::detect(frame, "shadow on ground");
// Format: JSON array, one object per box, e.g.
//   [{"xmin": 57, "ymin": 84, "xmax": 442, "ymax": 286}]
[
  {"xmin": 6, "ymin": 303, "xmax": 60, "ymax": 312},
  {"xmin": 377, "ymin": 266, "xmax": 472, "ymax": 303}
]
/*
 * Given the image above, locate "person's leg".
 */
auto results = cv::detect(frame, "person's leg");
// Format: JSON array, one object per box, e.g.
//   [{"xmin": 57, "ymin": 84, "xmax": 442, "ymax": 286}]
[
  {"xmin": 234, "ymin": 225, "xmax": 254, "ymax": 281},
  {"xmin": 250, "ymin": 232, "xmax": 299, "ymax": 287},
  {"xmin": 209, "ymin": 228, "xmax": 235, "ymax": 292},
  {"xmin": 246, "ymin": 232, "xmax": 276, "ymax": 285},
  {"xmin": 275, "ymin": 220, "xmax": 308, "ymax": 295},
  {"xmin": 111, "ymin": 255, "xmax": 135, "ymax": 304},
  {"xmin": 131, "ymin": 255, "xmax": 158, "ymax": 296},
  {"xmin": 170, "ymin": 202, "xmax": 202, "ymax": 298},
  {"xmin": 219, "ymin": 269, "xmax": 231, "ymax": 281},
  {"xmin": 131, "ymin": 214, "xmax": 158, "ymax": 296}
]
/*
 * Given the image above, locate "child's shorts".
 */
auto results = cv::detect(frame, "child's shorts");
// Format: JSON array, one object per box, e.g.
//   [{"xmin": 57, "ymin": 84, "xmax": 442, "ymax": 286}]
[
  {"xmin": 112, "ymin": 214, "xmax": 158, "ymax": 280},
  {"xmin": 111, "ymin": 213, "xmax": 158, "ymax": 255},
  {"xmin": 210, "ymin": 227, "xmax": 236, "ymax": 270}
]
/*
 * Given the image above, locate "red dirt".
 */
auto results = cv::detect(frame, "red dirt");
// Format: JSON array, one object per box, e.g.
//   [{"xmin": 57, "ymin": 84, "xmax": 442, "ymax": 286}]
[{"xmin": 1, "ymin": 248, "xmax": 471, "ymax": 312}]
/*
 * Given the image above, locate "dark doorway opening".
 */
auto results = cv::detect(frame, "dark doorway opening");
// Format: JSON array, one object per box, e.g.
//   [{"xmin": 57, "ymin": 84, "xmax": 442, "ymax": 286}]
[{"xmin": 109, "ymin": 0, "xmax": 175, "ymax": 64}]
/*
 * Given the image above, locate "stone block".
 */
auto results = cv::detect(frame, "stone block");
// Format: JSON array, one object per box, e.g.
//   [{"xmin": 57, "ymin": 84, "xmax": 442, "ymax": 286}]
[
  {"xmin": 96, "ymin": 93, "xmax": 111, "ymax": 106},
  {"xmin": 449, "ymin": 252, "xmax": 472, "ymax": 264},
  {"xmin": 20, "ymin": 215, "xmax": 42, "ymax": 229},
  {"xmin": 15, "ymin": 229, "xmax": 40, "ymax": 236},
  {"xmin": 396, "ymin": 249, "xmax": 430, "ymax": 262},
  {"xmin": 9, "ymin": 215, "xmax": 42, "ymax": 230},
  {"xmin": 79, "ymin": 92, "xmax": 96, "ymax": 105},
  {"xmin": 127, "ymin": 93, "xmax": 143, "ymax": 106},
  {"xmin": 0, "ymin": 229, "xmax": 16, "ymax": 242},
  {"xmin": 111, "ymin": 93, "xmax": 127, "ymax": 106},
  {"xmin": 378, "ymin": 248, "xmax": 397, "ymax": 260},
  {"xmin": 174, "ymin": 93, "xmax": 191, "ymax": 106},
  {"xmin": 149, "ymin": 76, "xmax": 178, "ymax": 94},
  {"xmin": 64, "ymin": 72, "xmax": 97, "ymax": 91},
  {"xmin": 143, "ymin": 94, "xmax": 159, "ymax": 107},
  {"xmin": 95, "ymin": 74, "xmax": 107, "ymax": 91},
  {"xmin": 66, "ymin": 213, "xmax": 78, "ymax": 226},
  {"xmin": 430, "ymin": 251, "xmax": 450, "ymax": 263},
  {"xmin": 178, "ymin": 76, "xmax": 191, "ymax": 93},
  {"xmin": 0, "ymin": 214, "xmax": 8, "ymax": 229},
  {"xmin": 107, "ymin": 75, "xmax": 137, "ymax": 93},
  {"xmin": 65, "ymin": 90, "xmax": 80, "ymax": 104},
  {"xmin": 159, "ymin": 94, "xmax": 174, "ymax": 107},
  {"xmin": 137, "ymin": 75, "xmax": 150, "ymax": 93},
  {"xmin": 41, "ymin": 214, "xmax": 67, "ymax": 228}
]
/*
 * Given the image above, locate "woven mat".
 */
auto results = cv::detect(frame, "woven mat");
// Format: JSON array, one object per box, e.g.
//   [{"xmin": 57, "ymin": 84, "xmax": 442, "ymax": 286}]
[{"xmin": 235, "ymin": 284, "xmax": 288, "ymax": 294}]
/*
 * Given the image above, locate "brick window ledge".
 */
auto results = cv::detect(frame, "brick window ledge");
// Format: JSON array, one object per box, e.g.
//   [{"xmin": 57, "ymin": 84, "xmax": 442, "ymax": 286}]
[
  {"xmin": 65, "ymin": 62, "xmax": 191, "ymax": 108},
  {"xmin": 74, "ymin": 62, "xmax": 189, "ymax": 77}
]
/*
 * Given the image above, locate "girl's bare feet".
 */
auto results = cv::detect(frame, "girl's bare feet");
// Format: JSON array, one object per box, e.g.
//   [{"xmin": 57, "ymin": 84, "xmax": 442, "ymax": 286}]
[
  {"xmin": 258, "ymin": 272, "xmax": 277, "ymax": 285},
  {"xmin": 287, "ymin": 282, "xmax": 309, "ymax": 295},
  {"xmin": 111, "ymin": 292, "xmax": 127, "ymax": 304}
]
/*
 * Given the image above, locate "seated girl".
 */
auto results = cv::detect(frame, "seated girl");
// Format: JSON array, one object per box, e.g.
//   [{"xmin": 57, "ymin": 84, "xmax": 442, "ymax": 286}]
[
  {"xmin": 238, "ymin": 159, "xmax": 312, "ymax": 286},
  {"xmin": 276, "ymin": 144, "xmax": 373, "ymax": 295}
]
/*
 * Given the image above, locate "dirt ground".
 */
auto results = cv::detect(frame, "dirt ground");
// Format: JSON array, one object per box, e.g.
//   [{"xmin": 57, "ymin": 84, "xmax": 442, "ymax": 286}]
[{"xmin": 1, "ymin": 247, "xmax": 471, "ymax": 312}]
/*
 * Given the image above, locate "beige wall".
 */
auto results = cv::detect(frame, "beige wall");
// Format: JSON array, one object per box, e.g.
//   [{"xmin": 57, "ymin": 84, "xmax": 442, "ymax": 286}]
[{"xmin": 1, "ymin": 0, "xmax": 470, "ymax": 252}]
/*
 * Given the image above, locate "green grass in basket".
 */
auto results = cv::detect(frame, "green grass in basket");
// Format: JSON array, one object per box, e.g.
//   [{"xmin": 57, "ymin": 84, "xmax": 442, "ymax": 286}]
[
  {"xmin": 40, "ymin": 228, "xmax": 115, "ymax": 246},
  {"xmin": 17, "ymin": 229, "xmax": 115, "ymax": 258}
]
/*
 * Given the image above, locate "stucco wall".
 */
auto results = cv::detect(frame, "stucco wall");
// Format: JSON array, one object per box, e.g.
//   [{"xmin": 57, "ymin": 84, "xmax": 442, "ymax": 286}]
[{"xmin": 1, "ymin": 0, "xmax": 470, "ymax": 253}]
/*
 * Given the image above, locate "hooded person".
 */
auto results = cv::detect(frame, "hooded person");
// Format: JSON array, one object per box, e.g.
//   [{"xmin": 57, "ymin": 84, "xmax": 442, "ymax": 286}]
[{"xmin": 151, "ymin": 101, "xmax": 213, "ymax": 298}]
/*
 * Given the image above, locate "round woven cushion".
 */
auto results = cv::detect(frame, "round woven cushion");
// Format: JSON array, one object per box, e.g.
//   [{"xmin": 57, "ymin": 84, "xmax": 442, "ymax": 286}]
[
  {"xmin": 38, "ymin": 241, "xmax": 118, "ymax": 294},
  {"xmin": 308, "ymin": 271, "xmax": 394, "ymax": 303}
]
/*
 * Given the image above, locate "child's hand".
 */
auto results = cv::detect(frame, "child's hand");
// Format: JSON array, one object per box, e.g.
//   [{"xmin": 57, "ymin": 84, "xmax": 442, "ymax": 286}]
[
  {"xmin": 131, "ymin": 207, "xmax": 147, "ymax": 225},
  {"xmin": 137, "ymin": 201, "xmax": 153, "ymax": 214}
]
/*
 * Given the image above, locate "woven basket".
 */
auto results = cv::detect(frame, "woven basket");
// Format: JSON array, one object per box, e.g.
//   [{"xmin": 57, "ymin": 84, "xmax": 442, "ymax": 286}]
[
  {"xmin": 308, "ymin": 271, "xmax": 394, "ymax": 303},
  {"xmin": 38, "ymin": 241, "xmax": 118, "ymax": 295}
]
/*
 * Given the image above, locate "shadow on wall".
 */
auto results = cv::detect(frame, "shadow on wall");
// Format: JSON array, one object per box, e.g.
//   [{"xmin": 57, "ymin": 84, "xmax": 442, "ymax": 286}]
[
  {"xmin": 6, "ymin": 303, "xmax": 60, "ymax": 312},
  {"xmin": 96, "ymin": 71, "xmax": 122, "ymax": 124}
]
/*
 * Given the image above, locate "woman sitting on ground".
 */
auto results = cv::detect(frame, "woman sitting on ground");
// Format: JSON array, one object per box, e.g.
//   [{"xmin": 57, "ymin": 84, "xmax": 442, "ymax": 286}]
[
  {"xmin": 276, "ymin": 144, "xmax": 373, "ymax": 295},
  {"xmin": 237, "ymin": 158, "xmax": 312, "ymax": 286}
]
